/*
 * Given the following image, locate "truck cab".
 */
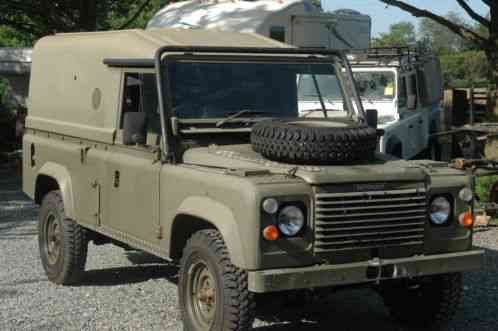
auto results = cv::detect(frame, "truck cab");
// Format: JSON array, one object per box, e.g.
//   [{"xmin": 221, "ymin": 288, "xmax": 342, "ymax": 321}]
[{"xmin": 298, "ymin": 47, "xmax": 444, "ymax": 159}]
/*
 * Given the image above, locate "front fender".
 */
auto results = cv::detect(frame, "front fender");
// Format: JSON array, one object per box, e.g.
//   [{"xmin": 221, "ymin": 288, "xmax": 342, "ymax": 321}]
[
  {"xmin": 176, "ymin": 196, "xmax": 246, "ymax": 268},
  {"xmin": 37, "ymin": 162, "xmax": 75, "ymax": 220}
]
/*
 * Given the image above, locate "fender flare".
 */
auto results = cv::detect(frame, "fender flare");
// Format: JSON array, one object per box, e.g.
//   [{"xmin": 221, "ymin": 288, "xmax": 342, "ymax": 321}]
[
  {"xmin": 37, "ymin": 162, "xmax": 75, "ymax": 220},
  {"xmin": 175, "ymin": 196, "xmax": 246, "ymax": 268}
]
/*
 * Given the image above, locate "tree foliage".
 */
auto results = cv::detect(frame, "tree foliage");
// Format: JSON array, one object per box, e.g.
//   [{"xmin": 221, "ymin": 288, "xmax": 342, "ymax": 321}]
[
  {"xmin": 0, "ymin": 0, "xmax": 170, "ymax": 45},
  {"xmin": 372, "ymin": 22, "xmax": 416, "ymax": 48},
  {"xmin": 419, "ymin": 12, "xmax": 472, "ymax": 56},
  {"xmin": 377, "ymin": 0, "xmax": 498, "ymax": 110}
]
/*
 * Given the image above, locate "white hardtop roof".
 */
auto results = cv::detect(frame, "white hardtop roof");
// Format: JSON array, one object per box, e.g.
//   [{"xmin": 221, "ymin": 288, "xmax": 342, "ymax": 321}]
[{"xmin": 147, "ymin": 0, "xmax": 319, "ymax": 31}]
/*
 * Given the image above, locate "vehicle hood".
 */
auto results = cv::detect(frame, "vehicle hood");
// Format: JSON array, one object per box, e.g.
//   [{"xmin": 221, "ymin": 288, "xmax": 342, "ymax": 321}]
[{"xmin": 181, "ymin": 144, "xmax": 456, "ymax": 185}]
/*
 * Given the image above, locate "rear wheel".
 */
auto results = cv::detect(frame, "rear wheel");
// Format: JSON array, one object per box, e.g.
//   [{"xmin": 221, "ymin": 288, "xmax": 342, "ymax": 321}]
[
  {"xmin": 381, "ymin": 273, "xmax": 463, "ymax": 329},
  {"xmin": 38, "ymin": 190, "xmax": 88, "ymax": 285},
  {"xmin": 179, "ymin": 230, "xmax": 254, "ymax": 331}
]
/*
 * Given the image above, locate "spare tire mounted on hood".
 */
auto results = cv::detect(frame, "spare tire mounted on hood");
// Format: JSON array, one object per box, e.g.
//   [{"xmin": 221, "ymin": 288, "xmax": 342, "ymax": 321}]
[{"xmin": 251, "ymin": 118, "xmax": 377, "ymax": 165}]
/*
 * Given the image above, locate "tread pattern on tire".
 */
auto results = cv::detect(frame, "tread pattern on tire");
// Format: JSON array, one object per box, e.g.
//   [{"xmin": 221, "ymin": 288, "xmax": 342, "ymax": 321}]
[
  {"xmin": 179, "ymin": 229, "xmax": 255, "ymax": 331},
  {"xmin": 251, "ymin": 118, "xmax": 378, "ymax": 165},
  {"xmin": 381, "ymin": 273, "xmax": 463, "ymax": 329},
  {"xmin": 40, "ymin": 190, "xmax": 88, "ymax": 285}
]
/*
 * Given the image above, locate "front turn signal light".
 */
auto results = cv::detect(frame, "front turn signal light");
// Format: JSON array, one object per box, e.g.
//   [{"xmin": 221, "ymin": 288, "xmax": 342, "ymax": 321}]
[
  {"xmin": 263, "ymin": 225, "xmax": 280, "ymax": 241},
  {"xmin": 459, "ymin": 212, "xmax": 474, "ymax": 228}
]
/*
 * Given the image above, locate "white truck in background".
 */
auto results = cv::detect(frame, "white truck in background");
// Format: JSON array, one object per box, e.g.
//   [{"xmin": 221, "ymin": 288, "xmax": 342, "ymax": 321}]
[
  {"xmin": 147, "ymin": 0, "xmax": 371, "ymax": 49},
  {"xmin": 299, "ymin": 48, "xmax": 444, "ymax": 159},
  {"xmin": 148, "ymin": 0, "xmax": 444, "ymax": 160}
]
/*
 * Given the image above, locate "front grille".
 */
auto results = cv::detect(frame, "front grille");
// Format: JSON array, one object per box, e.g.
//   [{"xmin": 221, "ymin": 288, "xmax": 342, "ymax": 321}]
[{"xmin": 314, "ymin": 185, "xmax": 427, "ymax": 253}]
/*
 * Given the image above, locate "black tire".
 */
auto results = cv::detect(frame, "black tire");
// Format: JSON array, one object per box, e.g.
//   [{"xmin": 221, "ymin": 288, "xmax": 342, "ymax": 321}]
[
  {"xmin": 179, "ymin": 230, "xmax": 254, "ymax": 331},
  {"xmin": 251, "ymin": 118, "xmax": 377, "ymax": 165},
  {"xmin": 38, "ymin": 190, "xmax": 88, "ymax": 285},
  {"xmin": 380, "ymin": 273, "xmax": 463, "ymax": 330}
]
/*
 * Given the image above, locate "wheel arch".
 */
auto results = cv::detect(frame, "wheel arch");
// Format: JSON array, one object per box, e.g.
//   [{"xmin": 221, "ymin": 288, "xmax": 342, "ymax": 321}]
[
  {"xmin": 35, "ymin": 162, "xmax": 75, "ymax": 220},
  {"xmin": 170, "ymin": 196, "xmax": 246, "ymax": 268}
]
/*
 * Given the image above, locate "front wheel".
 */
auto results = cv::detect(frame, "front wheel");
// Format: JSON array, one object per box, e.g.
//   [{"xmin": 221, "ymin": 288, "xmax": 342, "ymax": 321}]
[
  {"xmin": 380, "ymin": 273, "xmax": 463, "ymax": 329},
  {"xmin": 38, "ymin": 190, "xmax": 88, "ymax": 285},
  {"xmin": 178, "ymin": 230, "xmax": 255, "ymax": 331}
]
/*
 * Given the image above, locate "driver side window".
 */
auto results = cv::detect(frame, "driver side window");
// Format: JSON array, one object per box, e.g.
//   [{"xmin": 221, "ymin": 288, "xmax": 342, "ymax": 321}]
[{"xmin": 120, "ymin": 73, "xmax": 160, "ymax": 135}]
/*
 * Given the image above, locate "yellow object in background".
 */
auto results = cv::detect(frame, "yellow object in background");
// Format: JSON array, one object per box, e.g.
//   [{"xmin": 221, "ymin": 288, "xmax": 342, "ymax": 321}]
[{"xmin": 384, "ymin": 85, "xmax": 394, "ymax": 96}]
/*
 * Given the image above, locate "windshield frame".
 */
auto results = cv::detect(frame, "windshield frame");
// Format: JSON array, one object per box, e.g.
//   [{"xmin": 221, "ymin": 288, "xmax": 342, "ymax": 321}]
[{"xmin": 154, "ymin": 46, "xmax": 364, "ymax": 163}]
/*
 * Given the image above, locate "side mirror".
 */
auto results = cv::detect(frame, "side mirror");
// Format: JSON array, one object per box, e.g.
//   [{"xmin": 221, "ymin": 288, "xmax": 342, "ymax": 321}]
[
  {"xmin": 123, "ymin": 112, "xmax": 147, "ymax": 146},
  {"xmin": 365, "ymin": 109, "xmax": 378, "ymax": 129},
  {"xmin": 407, "ymin": 95, "xmax": 417, "ymax": 110}
]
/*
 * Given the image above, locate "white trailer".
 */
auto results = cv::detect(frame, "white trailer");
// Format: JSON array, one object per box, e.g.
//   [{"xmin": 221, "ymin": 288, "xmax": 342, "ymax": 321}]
[{"xmin": 147, "ymin": 0, "xmax": 371, "ymax": 50}]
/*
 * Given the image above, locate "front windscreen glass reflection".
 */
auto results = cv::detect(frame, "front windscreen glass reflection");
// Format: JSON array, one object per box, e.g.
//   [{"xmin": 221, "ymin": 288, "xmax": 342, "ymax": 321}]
[{"xmin": 166, "ymin": 61, "xmax": 341, "ymax": 119}]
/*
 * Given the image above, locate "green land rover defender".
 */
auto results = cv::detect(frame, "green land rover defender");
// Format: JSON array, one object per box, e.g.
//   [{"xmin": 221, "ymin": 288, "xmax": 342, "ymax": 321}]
[{"xmin": 23, "ymin": 29, "xmax": 483, "ymax": 331}]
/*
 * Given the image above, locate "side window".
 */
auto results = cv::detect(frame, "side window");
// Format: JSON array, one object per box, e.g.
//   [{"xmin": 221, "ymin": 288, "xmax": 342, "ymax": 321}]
[
  {"xmin": 120, "ymin": 73, "xmax": 160, "ymax": 134},
  {"xmin": 407, "ymin": 73, "xmax": 418, "ymax": 110},
  {"xmin": 270, "ymin": 26, "xmax": 286, "ymax": 42},
  {"xmin": 398, "ymin": 76, "xmax": 408, "ymax": 108},
  {"xmin": 409, "ymin": 74, "xmax": 418, "ymax": 96}
]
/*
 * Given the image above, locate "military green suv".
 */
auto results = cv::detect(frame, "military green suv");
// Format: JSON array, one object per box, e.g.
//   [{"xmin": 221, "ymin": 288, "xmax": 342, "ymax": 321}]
[{"xmin": 23, "ymin": 29, "xmax": 483, "ymax": 331}]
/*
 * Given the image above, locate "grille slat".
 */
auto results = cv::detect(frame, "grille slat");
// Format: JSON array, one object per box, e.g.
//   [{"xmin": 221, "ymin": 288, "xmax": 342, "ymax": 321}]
[
  {"xmin": 315, "ymin": 215, "xmax": 426, "ymax": 226},
  {"xmin": 316, "ymin": 221, "xmax": 425, "ymax": 233},
  {"xmin": 314, "ymin": 185, "xmax": 427, "ymax": 253},
  {"xmin": 316, "ymin": 208, "xmax": 426, "ymax": 219},
  {"xmin": 316, "ymin": 196, "xmax": 426, "ymax": 206},
  {"xmin": 316, "ymin": 202, "xmax": 426, "ymax": 212}
]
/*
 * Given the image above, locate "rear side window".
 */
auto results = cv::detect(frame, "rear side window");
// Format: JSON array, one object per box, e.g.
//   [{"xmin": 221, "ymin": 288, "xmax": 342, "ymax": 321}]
[{"xmin": 270, "ymin": 26, "xmax": 286, "ymax": 42}]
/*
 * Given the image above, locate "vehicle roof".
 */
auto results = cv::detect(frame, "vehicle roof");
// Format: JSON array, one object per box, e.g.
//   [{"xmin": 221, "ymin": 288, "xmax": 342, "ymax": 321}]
[
  {"xmin": 37, "ymin": 28, "xmax": 290, "ymax": 60},
  {"xmin": 27, "ymin": 28, "xmax": 292, "ymax": 144}
]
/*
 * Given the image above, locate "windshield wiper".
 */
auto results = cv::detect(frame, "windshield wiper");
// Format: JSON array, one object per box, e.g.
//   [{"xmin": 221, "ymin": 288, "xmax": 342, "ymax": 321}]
[{"xmin": 216, "ymin": 110, "xmax": 269, "ymax": 128}]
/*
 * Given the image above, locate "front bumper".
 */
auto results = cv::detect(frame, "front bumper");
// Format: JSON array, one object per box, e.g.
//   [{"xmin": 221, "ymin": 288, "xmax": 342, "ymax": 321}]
[{"xmin": 248, "ymin": 250, "xmax": 484, "ymax": 293}]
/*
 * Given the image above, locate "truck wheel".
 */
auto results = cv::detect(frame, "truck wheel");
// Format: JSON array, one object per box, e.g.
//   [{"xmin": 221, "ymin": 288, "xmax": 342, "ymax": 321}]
[
  {"xmin": 381, "ymin": 273, "xmax": 462, "ymax": 329},
  {"xmin": 38, "ymin": 191, "xmax": 88, "ymax": 285},
  {"xmin": 251, "ymin": 118, "xmax": 377, "ymax": 165},
  {"xmin": 179, "ymin": 230, "xmax": 254, "ymax": 331}
]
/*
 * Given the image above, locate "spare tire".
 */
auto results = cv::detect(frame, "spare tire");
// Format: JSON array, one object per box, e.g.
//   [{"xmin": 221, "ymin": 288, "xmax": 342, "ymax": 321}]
[{"xmin": 251, "ymin": 118, "xmax": 377, "ymax": 165}]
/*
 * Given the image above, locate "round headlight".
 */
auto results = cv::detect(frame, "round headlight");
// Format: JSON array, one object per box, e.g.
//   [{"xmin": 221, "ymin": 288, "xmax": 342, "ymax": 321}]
[
  {"xmin": 262, "ymin": 198, "xmax": 279, "ymax": 214},
  {"xmin": 458, "ymin": 188, "xmax": 473, "ymax": 203},
  {"xmin": 277, "ymin": 206, "xmax": 305, "ymax": 236},
  {"xmin": 430, "ymin": 196, "xmax": 451, "ymax": 225}
]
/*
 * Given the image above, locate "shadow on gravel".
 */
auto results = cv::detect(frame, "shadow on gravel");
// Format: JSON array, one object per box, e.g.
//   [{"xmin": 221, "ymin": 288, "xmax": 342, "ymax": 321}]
[
  {"xmin": 79, "ymin": 264, "xmax": 179, "ymax": 287},
  {"xmin": 0, "ymin": 289, "xmax": 19, "ymax": 299}
]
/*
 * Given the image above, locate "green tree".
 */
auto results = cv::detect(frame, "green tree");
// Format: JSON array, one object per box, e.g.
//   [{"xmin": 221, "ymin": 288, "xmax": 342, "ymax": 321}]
[
  {"xmin": 377, "ymin": 0, "xmax": 498, "ymax": 113},
  {"xmin": 372, "ymin": 22, "xmax": 416, "ymax": 48},
  {"xmin": 419, "ymin": 12, "xmax": 471, "ymax": 55},
  {"xmin": 0, "ymin": 0, "xmax": 170, "ymax": 44}
]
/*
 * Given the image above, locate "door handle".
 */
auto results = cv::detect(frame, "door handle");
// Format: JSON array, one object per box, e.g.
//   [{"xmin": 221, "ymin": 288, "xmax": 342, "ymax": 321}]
[
  {"xmin": 408, "ymin": 125, "xmax": 414, "ymax": 129},
  {"xmin": 418, "ymin": 120, "xmax": 423, "ymax": 124},
  {"xmin": 114, "ymin": 170, "xmax": 120, "ymax": 188}
]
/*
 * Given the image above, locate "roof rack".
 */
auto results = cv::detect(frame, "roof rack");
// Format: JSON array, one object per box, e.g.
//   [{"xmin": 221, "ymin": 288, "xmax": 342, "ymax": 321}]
[{"xmin": 347, "ymin": 46, "xmax": 429, "ymax": 67}]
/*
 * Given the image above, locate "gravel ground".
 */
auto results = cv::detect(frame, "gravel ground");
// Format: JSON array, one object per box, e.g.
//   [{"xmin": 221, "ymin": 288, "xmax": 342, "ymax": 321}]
[{"xmin": 1, "ymin": 165, "xmax": 498, "ymax": 331}]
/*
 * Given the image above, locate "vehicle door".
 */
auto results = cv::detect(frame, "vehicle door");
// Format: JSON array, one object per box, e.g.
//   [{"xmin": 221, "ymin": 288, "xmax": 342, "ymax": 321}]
[
  {"xmin": 390, "ymin": 72, "xmax": 425, "ymax": 159},
  {"xmin": 105, "ymin": 71, "xmax": 162, "ymax": 249}
]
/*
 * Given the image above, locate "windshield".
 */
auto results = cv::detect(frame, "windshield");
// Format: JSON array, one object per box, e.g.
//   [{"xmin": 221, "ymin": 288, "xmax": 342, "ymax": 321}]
[
  {"xmin": 297, "ymin": 74, "xmax": 344, "ymax": 102},
  {"xmin": 166, "ymin": 61, "xmax": 348, "ymax": 119},
  {"xmin": 353, "ymin": 71, "xmax": 395, "ymax": 101}
]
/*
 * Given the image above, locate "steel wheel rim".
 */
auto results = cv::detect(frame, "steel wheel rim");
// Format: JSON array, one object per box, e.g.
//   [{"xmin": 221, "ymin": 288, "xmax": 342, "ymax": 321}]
[
  {"xmin": 44, "ymin": 213, "xmax": 62, "ymax": 265},
  {"xmin": 188, "ymin": 260, "xmax": 217, "ymax": 330}
]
